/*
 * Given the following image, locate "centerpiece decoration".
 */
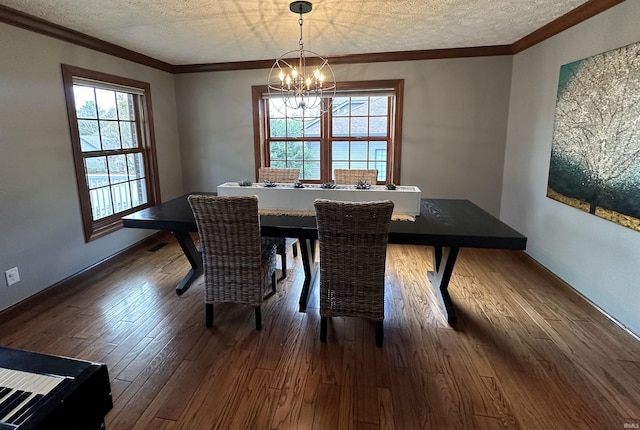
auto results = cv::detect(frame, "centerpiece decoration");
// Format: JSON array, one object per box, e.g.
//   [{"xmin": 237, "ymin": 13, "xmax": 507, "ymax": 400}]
[
  {"xmin": 218, "ymin": 182, "xmax": 421, "ymax": 216},
  {"xmin": 355, "ymin": 180, "xmax": 371, "ymax": 190}
]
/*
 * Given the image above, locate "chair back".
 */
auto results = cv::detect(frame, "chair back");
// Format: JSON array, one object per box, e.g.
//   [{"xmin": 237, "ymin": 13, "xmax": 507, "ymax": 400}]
[
  {"xmin": 187, "ymin": 195, "xmax": 264, "ymax": 305},
  {"xmin": 259, "ymin": 167, "xmax": 300, "ymax": 183},
  {"xmin": 314, "ymin": 199, "xmax": 394, "ymax": 321},
  {"xmin": 333, "ymin": 169, "xmax": 378, "ymax": 185}
]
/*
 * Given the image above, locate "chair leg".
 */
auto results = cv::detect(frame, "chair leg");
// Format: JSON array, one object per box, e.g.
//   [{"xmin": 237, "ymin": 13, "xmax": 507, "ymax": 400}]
[
  {"xmin": 205, "ymin": 303, "xmax": 213, "ymax": 327},
  {"xmin": 255, "ymin": 306, "xmax": 262, "ymax": 330},
  {"xmin": 281, "ymin": 252, "xmax": 287, "ymax": 279},
  {"xmin": 292, "ymin": 242, "xmax": 298, "ymax": 257},
  {"xmin": 375, "ymin": 321, "xmax": 383, "ymax": 347},
  {"xmin": 320, "ymin": 316, "xmax": 327, "ymax": 342},
  {"xmin": 271, "ymin": 271, "xmax": 277, "ymax": 293}
]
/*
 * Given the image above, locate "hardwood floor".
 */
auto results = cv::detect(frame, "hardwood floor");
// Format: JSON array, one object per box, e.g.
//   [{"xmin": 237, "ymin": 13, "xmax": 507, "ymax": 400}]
[{"xmin": 1, "ymin": 233, "xmax": 639, "ymax": 429}]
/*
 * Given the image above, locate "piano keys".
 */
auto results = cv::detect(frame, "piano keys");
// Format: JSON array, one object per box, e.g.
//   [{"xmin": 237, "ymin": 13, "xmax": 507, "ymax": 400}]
[{"xmin": 0, "ymin": 347, "xmax": 112, "ymax": 430}]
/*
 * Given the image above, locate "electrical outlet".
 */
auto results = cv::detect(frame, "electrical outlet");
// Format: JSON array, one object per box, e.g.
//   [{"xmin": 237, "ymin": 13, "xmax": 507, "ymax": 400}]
[{"xmin": 5, "ymin": 267, "xmax": 20, "ymax": 286}]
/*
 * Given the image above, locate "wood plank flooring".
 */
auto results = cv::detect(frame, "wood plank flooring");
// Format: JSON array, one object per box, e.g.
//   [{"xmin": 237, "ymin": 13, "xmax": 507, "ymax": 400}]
[{"xmin": 1, "ymin": 233, "xmax": 639, "ymax": 429}]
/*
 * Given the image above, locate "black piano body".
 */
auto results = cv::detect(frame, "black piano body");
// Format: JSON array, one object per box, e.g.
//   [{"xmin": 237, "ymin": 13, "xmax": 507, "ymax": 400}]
[{"xmin": 0, "ymin": 346, "xmax": 112, "ymax": 430}]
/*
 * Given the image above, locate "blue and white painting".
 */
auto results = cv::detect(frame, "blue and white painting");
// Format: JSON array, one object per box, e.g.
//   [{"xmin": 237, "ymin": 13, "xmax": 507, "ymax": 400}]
[{"xmin": 548, "ymin": 41, "xmax": 640, "ymax": 231}]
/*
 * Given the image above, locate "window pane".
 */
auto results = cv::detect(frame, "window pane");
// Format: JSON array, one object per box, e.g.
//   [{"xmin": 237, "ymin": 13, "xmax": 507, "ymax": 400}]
[
  {"xmin": 288, "ymin": 160, "xmax": 303, "ymax": 173},
  {"xmin": 112, "ymin": 182, "xmax": 132, "ymax": 212},
  {"xmin": 370, "ymin": 116, "xmax": 388, "ymax": 136},
  {"xmin": 351, "ymin": 117, "xmax": 368, "ymax": 136},
  {"xmin": 303, "ymin": 161, "xmax": 320, "ymax": 180},
  {"xmin": 127, "ymin": 153, "xmax": 145, "ymax": 179},
  {"xmin": 351, "ymin": 102, "xmax": 369, "ymax": 117},
  {"xmin": 368, "ymin": 141, "xmax": 387, "ymax": 159},
  {"xmin": 117, "ymin": 92, "xmax": 134, "ymax": 120},
  {"xmin": 287, "ymin": 141, "xmax": 303, "ymax": 160},
  {"xmin": 286, "ymin": 119, "xmax": 303, "ymax": 138},
  {"xmin": 90, "ymin": 186, "xmax": 113, "ymax": 220},
  {"xmin": 373, "ymin": 148, "xmax": 387, "ymax": 181},
  {"xmin": 85, "ymin": 157, "xmax": 108, "ymax": 189},
  {"xmin": 130, "ymin": 180, "xmax": 147, "ymax": 206},
  {"xmin": 74, "ymin": 86, "xmax": 97, "ymax": 119},
  {"xmin": 350, "ymin": 141, "xmax": 368, "ymax": 160},
  {"xmin": 271, "ymin": 160, "xmax": 286, "ymax": 168},
  {"xmin": 269, "ymin": 141, "xmax": 286, "ymax": 161},
  {"xmin": 100, "ymin": 120, "xmax": 121, "ymax": 150},
  {"xmin": 120, "ymin": 122, "xmax": 136, "ymax": 148},
  {"xmin": 268, "ymin": 98, "xmax": 287, "ymax": 118},
  {"xmin": 332, "ymin": 97, "xmax": 350, "ymax": 116},
  {"xmin": 306, "ymin": 141, "xmax": 320, "ymax": 159},
  {"xmin": 370, "ymin": 96, "xmax": 388, "ymax": 115},
  {"xmin": 332, "ymin": 141, "xmax": 349, "ymax": 161},
  {"xmin": 302, "ymin": 118, "xmax": 320, "ymax": 137},
  {"xmin": 350, "ymin": 161, "xmax": 368, "ymax": 170},
  {"xmin": 108, "ymin": 155, "xmax": 127, "ymax": 184},
  {"xmin": 332, "ymin": 117, "xmax": 349, "ymax": 136},
  {"xmin": 78, "ymin": 120, "xmax": 100, "ymax": 152},
  {"xmin": 96, "ymin": 89, "xmax": 117, "ymax": 120},
  {"xmin": 269, "ymin": 118, "xmax": 287, "ymax": 137}
]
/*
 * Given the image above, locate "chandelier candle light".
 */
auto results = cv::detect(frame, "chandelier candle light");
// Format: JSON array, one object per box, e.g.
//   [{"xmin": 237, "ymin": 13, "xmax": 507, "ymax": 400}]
[{"xmin": 268, "ymin": 1, "xmax": 336, "ymax": 114}]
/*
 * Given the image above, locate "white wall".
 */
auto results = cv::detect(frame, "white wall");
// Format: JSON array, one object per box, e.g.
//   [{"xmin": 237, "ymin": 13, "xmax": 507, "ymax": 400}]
[
  {"xmin": 501, "ymin": 1, "xmax": 640, "ymax": 336},
  {"xmin": 0, "ymin": 23, "xmax": 183, "ymax": 312},
  {"xmin": 175, "ymin": 56, "xmax": 513, "ymax": 216}
]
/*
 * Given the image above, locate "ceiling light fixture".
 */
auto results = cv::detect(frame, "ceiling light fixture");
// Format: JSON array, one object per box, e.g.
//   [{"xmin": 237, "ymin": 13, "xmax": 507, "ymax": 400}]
[{"xmin": 268, "ymin": 1, "xmax": 336, "ymax": 115}]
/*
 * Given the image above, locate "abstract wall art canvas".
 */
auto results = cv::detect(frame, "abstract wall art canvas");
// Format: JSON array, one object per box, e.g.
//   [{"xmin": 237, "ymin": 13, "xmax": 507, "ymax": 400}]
[{"xmin": 547, "ymin": 41, "xmax": 640, "ymax": 232}]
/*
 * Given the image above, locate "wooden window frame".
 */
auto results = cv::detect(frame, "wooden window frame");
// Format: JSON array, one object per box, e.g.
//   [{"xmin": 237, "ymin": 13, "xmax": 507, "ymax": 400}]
[
  {"xmin": 61, "ymin": 64, "xmax": 161, "ymax": 242},
  {"xmin": 252, "ymin": 79, "xmax": 404, "ymax": 184}
]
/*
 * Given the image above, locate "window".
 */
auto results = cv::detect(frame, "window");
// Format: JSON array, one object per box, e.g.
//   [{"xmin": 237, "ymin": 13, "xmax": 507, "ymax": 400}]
[
  {"xmin": 252, "ymin": 80, "xmax": 403, "ymax": 184},
  {"xmin": 62, "ymin": 65, "xmax": 160, "ymax": 242}
]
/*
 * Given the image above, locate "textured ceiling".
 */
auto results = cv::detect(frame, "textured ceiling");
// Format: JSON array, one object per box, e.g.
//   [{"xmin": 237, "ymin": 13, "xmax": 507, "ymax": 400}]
[{"xmin": 0, "ymin": 0, "xmax": 589, "ymax": 65}]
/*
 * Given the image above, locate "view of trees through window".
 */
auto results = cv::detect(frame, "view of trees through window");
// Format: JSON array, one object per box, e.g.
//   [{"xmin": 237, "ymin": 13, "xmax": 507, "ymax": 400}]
[
  {"xmin": 73, "ymin": 85, "xmax": 147, "ymax": 221},
  {"xmin": 266, "ymin": 94, "xmax": 393, "ymax": 183},
  {"xmin": 62, "ymin": 64, "xmax": 160, "ymax": 242},
  {"xmin": 253, "ymin": 80, "xmax": 403, "ymax": 185}
]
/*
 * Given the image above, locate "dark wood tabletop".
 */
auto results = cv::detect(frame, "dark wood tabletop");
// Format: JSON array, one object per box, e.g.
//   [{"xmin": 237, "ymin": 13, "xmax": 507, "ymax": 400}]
[
  {"xmin": 122, "ymin": 192, "xmax": 527, "ymax": 324},
  {"xmin": 122, "ymin": 192, "xmax": 527, "ymax": 250}
]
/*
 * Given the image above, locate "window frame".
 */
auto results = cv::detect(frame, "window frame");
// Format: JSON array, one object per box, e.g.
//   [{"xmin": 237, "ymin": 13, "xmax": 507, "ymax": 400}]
[
  {"xmin": 61, "ymin": 64, "xmax": 161, "ymax": 242},
  {"xmin": 252, "ymin": 79, "xmax": 404, "ymax": 184}
]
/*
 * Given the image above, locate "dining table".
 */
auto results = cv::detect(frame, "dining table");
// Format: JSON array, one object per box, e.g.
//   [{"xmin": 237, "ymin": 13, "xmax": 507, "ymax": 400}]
[{"xmin": 121, "ymin": 192, "xmax": 527, "ymax": 325}]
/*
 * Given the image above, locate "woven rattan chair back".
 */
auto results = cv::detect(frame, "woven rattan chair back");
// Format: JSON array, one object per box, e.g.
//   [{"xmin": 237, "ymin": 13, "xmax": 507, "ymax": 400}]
[
  {"xmin": 187, "ymin": 194, "xmax": 277, "ymax": 330},
  {"xmin": 258, "ymin": 167, "xmax": 300, "ymax": 183},
  {"xmin": 314, "ymin": 198, "xmax": 394, "ymax": 347},
  {"xmin": 333, "ymin": 169, "xmax": 378, "ymax": 185}
]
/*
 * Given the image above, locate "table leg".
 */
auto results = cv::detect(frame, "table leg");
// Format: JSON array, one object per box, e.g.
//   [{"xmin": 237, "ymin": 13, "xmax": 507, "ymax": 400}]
[
  {"xmin": 427, "ymin": 246, "xmax": 460, "ymax": 325},
  {"xmin": 173, "ymin": 231, "xmax": 203, "ymax": 296},
  {"xmin": 298, "ymin": 238, "xmax": 318, "ymax": 312}
]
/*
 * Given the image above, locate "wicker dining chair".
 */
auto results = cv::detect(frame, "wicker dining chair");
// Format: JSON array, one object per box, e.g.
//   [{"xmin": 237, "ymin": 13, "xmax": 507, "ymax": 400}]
[
  {"xmin": 258, "ymin": 167, "xmax": 300, "ymax": 280},
  {"xmin": 333, "ymin": 169, "xmax": 378, "ymax": 185},
  {"xmin": 314, "ymin": 198, "xmax": 394, "ymax": 347},
  {"xmin": 258, "ymin": 167, "xmax": 300, "ymax": 183},
  {"xmin": 187, "ymin": 195, "xmax": 277, "ymax": 330}
]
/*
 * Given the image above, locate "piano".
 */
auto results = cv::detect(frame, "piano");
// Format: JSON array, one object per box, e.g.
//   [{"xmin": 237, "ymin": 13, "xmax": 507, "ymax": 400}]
[{"xmin": 0, "ymin": 347, "xmax": 112, "ymax": 430}]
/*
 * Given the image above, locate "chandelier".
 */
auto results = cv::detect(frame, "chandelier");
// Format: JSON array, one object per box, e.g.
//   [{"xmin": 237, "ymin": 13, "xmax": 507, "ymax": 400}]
[{"xmin": 268, "ymin": 1, "xmax": 336, "ymax": 115}]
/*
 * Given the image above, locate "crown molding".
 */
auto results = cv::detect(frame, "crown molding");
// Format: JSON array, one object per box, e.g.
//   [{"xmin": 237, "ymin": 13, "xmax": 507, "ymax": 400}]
[
  {"xmin": 511, "ymin": 0, "xmax": 626, "ymax": 53},
  {"xmin": 0, "ymin": 4, "xmax": 174, "ymax": 72},
  {"xmin": 0, "ymin": 0, "xmax": 625, "ymax": 74}
]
